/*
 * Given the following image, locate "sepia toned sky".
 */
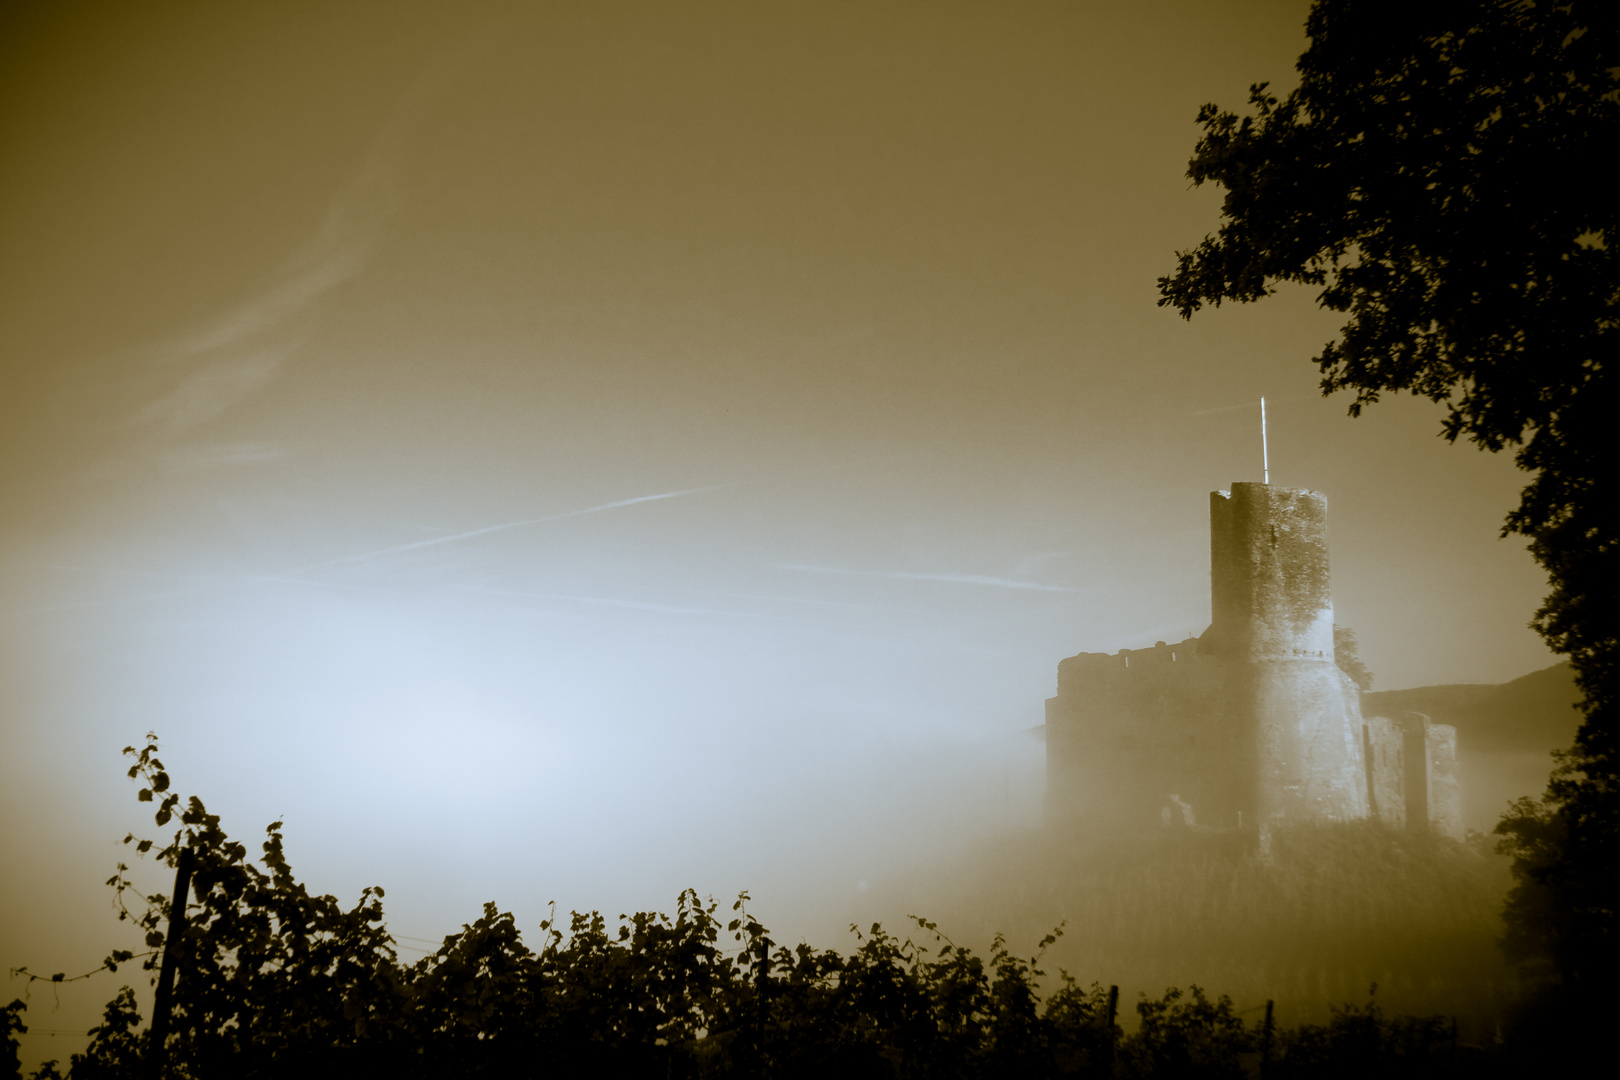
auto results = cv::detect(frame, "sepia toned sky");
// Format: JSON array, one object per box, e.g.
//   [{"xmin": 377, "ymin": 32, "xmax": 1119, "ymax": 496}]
[{"xmin": 0, "ymin": 0, "xmax": 1552, "ymax": 1060}]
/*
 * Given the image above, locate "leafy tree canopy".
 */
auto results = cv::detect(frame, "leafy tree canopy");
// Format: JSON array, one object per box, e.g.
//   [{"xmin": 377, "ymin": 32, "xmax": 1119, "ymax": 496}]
[{"xmin": 1157, "ymin": 0, "xmax": 1616, "ymax": 990}]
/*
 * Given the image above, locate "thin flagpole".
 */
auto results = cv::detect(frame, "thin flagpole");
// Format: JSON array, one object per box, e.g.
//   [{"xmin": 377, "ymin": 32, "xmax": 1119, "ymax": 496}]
[{"xmin": 1260, "ymin": 397, "xmax": 1270, "ymax": 484}]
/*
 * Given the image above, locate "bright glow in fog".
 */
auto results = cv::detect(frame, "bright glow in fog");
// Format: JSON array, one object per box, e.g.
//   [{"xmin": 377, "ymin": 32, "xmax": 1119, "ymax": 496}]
[{"xmin": 45, "ymin": 550, "xmax": 1052, "ymax": 939}]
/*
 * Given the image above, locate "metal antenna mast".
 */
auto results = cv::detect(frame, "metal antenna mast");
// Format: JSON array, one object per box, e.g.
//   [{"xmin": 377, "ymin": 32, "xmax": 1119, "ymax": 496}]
[{"xmin": 1260, "ymin": 396, "xmax": 1270, "ymax": 484}]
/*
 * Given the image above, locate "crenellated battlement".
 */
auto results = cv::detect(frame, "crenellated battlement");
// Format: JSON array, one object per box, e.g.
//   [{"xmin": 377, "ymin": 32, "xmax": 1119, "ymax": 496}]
[{"xmin": 1056, "ymin": 638, "xmax": 1205, "ymax": 689}]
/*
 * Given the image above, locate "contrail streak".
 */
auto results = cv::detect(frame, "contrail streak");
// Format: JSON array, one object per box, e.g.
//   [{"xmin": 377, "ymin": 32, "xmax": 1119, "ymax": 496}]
[
  {"xmin": 6, "ymin": 486, "xmax": 730, "ymax": 612},
  {"xmin": 471, "ymin": 586, "xmax": 784, "ymax": 620},
  {"xmin": 1189, "ymin": 392, "xmax": 1314, "ymax": 416},
  {"xmin": 779, "ymin": 564, "xmax": 1085, "ymax": 594},
  {"xmin": 1190, "ymin": 400, "xmax": 1260, "ymax": 416},
  {"xmin": 293, "ymin": 485, "xmax": 729, "ymax": 573},
  {"xmin": 701, "ymin": 590, "xmax": 934, "ymax": 615}
]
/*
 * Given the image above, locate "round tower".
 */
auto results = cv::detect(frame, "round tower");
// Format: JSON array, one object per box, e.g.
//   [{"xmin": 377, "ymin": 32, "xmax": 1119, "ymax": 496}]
[{"xmin": 1208, "ymin": 483, "xmax": 1366, "ymax": 827}]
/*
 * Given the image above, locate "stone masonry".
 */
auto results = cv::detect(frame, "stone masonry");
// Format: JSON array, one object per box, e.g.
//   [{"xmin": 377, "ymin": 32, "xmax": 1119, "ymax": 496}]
[{"xmin": 1045, "ymin": 482, "xmax": 1464, "ymax": 840}]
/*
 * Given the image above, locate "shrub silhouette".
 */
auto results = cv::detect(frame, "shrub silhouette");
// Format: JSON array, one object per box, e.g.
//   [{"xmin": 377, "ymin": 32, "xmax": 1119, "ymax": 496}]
[
  {"xmin": 1120, "ymin": 986, "xmax": 1250, "ymax": 1080},
  {"xmin": 4, "ymin": 735, "xmax": 1495, "ymax": 1078}
]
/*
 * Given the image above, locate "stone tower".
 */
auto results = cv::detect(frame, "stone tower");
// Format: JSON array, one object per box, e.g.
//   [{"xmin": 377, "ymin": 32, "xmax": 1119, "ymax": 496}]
[{"xmin": 1206, "ymin": 483, "xmax": 1366, "ymax": 827}]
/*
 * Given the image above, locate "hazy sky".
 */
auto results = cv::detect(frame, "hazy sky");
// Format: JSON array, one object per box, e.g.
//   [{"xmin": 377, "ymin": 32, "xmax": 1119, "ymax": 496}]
[{"xmin": 0, "ymin": 0, "xmax": 1553, "ymax": 1060}]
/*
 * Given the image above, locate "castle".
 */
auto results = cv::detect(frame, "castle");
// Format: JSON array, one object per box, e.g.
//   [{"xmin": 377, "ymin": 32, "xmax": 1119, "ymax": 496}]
[{"xmin": 1044, "ymin": 482, "xmax": 1463, "ymax": 840}]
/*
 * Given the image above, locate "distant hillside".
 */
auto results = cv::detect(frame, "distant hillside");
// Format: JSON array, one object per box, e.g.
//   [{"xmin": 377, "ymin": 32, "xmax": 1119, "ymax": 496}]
[{"xmin": 1362, "ymin": 662, "xmax": 1581, "ymax": 755}]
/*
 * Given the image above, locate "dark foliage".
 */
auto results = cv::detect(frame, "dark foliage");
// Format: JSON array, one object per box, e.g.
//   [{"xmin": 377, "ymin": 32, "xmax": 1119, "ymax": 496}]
[
  {"xmin": 1156, "ymin": 0, "xmax": 1618, "ymax": 999},
  {"xmin": 4, "ymin": 999, "xmax": 25, "ymax": 1080},
  {"xmin": 3, "ymin": 736, "xmax": 1507, "ymax": 1079},
  {"xmin": 1120, "ymin": 986, "xmax": 1249, "ymax": 1080},
  {"xmin": 1332, "ymin": 626, "xmax": 1372, "ymax": 692},
  {"xmin": 1273, "ymin": 995, "xmax": 1466, "ymax": 1080}
]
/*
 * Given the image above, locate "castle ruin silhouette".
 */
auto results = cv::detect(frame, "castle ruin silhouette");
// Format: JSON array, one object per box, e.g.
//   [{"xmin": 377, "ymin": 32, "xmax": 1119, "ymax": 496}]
[{"xmin": 1045, "ymin": 482, "xmax": 1463, "ymax": 840}]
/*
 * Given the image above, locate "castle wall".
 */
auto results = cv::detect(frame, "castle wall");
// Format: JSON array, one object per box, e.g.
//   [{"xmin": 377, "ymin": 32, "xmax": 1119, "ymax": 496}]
[
  {"xmin": 1238, "ymin": 661, "xmax": 1368, "ymax": 823},
  {"xmin": 1363, "ymin": 716, "xmax": 1407, "ymax": 827},
  {"xmin": 1426, "ymin": 722, "xmax": 1463, "ymax": 840},
  {"xmin": 1045, "ymin": 638, "xmax": 1246, "ymax": 830},
  {"xmin": 1399, "ymin": 713, "xmax": 1431, "ymax": 827},
  {"xmin": 1043, "ymin": 482, "xmax": 1461, "ymax": 840},
  {"xmin": 1363, "ymin": 712, "xmax": 1464, "ymax": 839}
]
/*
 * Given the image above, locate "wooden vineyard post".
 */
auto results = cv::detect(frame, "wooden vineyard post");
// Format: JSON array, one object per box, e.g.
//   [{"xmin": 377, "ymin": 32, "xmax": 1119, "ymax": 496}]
[
  {"xmin": 146, "ymin": 845, "xmax": 195, "ymax": 1080},
  {"xmin": 1103, "ymin": 984, "xmax": 1119, "ymax": 1076},
  {"xmin": 1259, "ymin": 999, "xmax": 1275, "ymax": 1080},
  {"xmin": 756, "ymin": 937, "xmax": 770, "ymax": 1060}
]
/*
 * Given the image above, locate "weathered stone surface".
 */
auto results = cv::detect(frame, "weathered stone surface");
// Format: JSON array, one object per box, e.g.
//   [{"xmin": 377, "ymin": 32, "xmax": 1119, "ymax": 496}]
[
  {"xmin": 1363, "ymin": 716, "xmax": 1407, "ymax": 828},
  {"xmin": 1425, "ymin": 721, "xmax": 1464, "ymax": 840},
  {"xmin": 1045, "ymin": 638, "xmax": 1236, "ymax": 829},
  {"xmin": 1208, "ymin": 484, "xmax": 1335, "ymax": 662},
  {"xmin": 1212, "ymin": 484, "xmax": 1365, "ymax": 827},
  {"xmin": 1045, "ymin": 484, "xmax": 1462, "ymax": 840},
  {"xmin": 1397, "ymin": 712, "xmax": 1432, "ymax": 829}
]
